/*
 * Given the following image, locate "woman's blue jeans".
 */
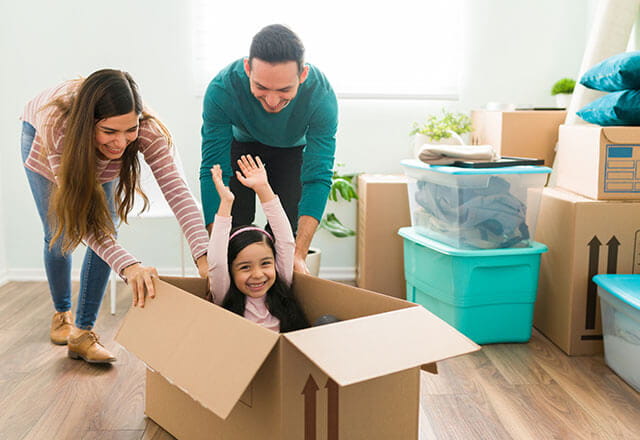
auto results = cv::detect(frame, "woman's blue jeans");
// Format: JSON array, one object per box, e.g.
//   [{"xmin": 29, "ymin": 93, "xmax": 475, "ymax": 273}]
[{"xmin": 21, "ymin": 121, "xmax": 117, "ymax": 330}]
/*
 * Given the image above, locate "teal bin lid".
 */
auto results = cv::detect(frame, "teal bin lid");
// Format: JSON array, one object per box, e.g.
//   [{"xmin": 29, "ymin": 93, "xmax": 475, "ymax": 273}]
[
  {"xmin": 398, "ymin": 227, "xmax": 548, "ymax": 256},
  {"xmin": 400, "ymin": 158, "xmax": 552, "ymax": 175},
  {"xmin": 593, "ymin": 274, "xmax": 640, "ymax": 310}
]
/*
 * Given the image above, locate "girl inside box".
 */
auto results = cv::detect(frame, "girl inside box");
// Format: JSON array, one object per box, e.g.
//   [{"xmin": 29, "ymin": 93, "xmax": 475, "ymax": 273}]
[{"xmin": 207, "ymin": 154, "xmax": 309, "ymax": 332}]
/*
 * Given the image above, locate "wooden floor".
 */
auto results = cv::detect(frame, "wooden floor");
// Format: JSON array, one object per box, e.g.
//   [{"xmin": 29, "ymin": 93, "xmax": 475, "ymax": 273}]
[{"xmin": 1, "ymin": 281, "xmax": 639, "ymax": 440}]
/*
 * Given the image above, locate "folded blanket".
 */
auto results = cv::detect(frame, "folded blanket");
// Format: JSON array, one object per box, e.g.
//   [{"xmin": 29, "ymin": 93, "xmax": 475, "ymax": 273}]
[{"xmin": 418, "ymin": 144, "xmax": 497, "ymax": 164}]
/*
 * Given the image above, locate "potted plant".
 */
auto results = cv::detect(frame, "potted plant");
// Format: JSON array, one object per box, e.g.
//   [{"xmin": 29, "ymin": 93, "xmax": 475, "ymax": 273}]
[
  {"xmin": 551, "ymin": 78, "xmax": 575, "ymax": 109},
  {"xmin": 304, "ymin": 165, "xmax": 358, "ymax": 277},
  {"xmin": 410, "ymin": 109, "xmax": 472, "ymax": 157}
]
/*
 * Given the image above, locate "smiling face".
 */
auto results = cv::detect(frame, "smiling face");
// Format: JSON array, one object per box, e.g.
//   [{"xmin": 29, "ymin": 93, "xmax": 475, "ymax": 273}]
[
  {"xmin": 231, "ymin": 241, "xmax": 276, "ymax": 298},
  {"xmin": 94, "ymin": 111, "xmax": 140, "ymax": 160},
  {"xmin": 244, "ymin": 58, "xmax": 309, "ymax": 113}
]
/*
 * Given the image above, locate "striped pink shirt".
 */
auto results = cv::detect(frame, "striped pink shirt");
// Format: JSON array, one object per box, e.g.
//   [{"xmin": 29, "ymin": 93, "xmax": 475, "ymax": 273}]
[{"xmin": 21, "ymin": 80, "xmax": 209, "ymax": 276}]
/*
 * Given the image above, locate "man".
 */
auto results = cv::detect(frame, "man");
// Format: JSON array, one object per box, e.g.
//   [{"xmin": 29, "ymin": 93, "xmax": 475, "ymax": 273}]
[{"xmin": 200, "ymin": 24, "xmax": 338, "ymax": 273}]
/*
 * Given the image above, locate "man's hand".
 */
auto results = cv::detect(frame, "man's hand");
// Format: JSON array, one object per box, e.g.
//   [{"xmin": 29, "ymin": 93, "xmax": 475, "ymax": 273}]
[
  {"xmin": 293, "ymin": 254, "xmax": 310, "ymax": 274},
  {"xmin": 294, "ymin": 215, "xmax": 319, "ymax": 274}
]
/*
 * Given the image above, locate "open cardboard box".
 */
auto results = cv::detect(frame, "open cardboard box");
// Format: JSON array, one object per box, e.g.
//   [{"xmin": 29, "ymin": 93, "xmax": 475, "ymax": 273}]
[{"xmin": 116, "ymin": 274, "xmax": 479, "ymax": 440}]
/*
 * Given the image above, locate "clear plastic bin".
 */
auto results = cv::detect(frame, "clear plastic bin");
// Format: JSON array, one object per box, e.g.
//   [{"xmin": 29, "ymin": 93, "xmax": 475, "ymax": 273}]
[
  {"xmin": 400, "ymin": 159, "xmax": 551, "ymax": 249},
  {"xmin": 593, "ymin": 274, "xmax": 640, "ymax": 392}
]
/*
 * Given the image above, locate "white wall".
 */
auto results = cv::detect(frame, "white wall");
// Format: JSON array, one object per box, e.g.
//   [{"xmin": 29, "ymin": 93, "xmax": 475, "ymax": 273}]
[
  {"xmin": 0, "ymin": 0, "xmax": 593, "ymax": 280},
  {"xmin": 0, "ymin": 182, "xmax": 6, "ymax": 285}
]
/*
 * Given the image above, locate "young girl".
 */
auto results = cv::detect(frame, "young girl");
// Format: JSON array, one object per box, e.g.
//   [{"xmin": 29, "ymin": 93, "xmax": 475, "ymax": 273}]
[
  {"xmin": 21, "ymin": 69, "xmax": 209, "ymax": 363},
  {"xmin": 207, "ymin": 154, "xmax": 309, "ymax": 332}
]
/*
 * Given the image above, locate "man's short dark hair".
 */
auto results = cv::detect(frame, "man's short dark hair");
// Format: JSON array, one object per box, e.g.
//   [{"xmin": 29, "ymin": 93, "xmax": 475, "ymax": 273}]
[{"xmin": 249, "ymin": 24, "xmax": 305, "ymax": 74}]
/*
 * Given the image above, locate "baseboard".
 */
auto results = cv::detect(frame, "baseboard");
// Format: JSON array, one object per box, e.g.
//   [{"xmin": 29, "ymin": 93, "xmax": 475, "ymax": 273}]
[
  {"xmin": 319, "ymin": 266, "xmax": 356, "ymax": 282},
  {"xmin": 5, "ymin": 267, "xmax": 199, "ymax": 282},
  {"xmin": 3, "ymin": 267, "xmax": 357, "ymax": 282}
]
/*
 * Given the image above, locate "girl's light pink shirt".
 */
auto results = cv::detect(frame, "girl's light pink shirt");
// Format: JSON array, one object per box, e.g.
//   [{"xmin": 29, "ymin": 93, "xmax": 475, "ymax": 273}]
[
  {"xmin": 21, "ymin": 80, "xmax": 209, "ymax": 276},
  {"xmin": 207, "ymin": 197, "xmax": 295, "ymax": 332}
]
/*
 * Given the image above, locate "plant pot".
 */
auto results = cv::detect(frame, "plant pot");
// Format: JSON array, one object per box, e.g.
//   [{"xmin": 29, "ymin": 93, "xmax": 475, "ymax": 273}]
[
  {"xmin": 305, "ymin": 247, "xmax": 321, "ymax": 277},
  {"xmin": 555, "ymin": 93, "xmax": 572, "ymax": 109}
]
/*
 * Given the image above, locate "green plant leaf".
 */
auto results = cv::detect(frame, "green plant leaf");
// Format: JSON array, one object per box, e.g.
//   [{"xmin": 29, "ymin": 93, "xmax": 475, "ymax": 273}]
[
  {"xmin": 409, "ymin": 109, "xmax": 472, "ymax": 140},
  {"xmin": 332, "ymin": 178, "xmax": 358, "ymax": 202},
  {"xmin": 320, "ymin": 213, "xmax": 355, "ymax": 237},
  {"xmin": 551, "ymin": 78, "xmax": 575, "ymax": 95}
]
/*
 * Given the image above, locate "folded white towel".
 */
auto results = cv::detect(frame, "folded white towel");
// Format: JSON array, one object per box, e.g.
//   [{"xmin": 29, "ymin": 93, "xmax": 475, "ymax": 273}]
[{"xmin": 418, "ymin": 144, "xmax": 497, "ymax": 165}]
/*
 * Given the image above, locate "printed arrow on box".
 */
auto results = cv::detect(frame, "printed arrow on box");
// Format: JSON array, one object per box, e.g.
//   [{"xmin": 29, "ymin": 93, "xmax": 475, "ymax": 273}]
[
  {"xmin": 302, "ymin": 375, "xmax": 318, "ymax": 440},
  {"xmin": 326, "ymin": 378, "xmax": 339, "ymax": 440},
  {"xmin": 607, "ymin": 236, "xmax": 620, "ymax": 274}
]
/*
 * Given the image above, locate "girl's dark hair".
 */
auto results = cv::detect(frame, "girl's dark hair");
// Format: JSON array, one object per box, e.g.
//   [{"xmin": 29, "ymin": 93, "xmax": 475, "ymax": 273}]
[{"xmin": 222, "ymin": 227, "xmax": 309, "ymax": 332}]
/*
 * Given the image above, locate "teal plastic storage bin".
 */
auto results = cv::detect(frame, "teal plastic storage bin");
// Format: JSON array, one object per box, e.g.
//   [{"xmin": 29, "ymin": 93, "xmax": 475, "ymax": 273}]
[
  {"xmin": 592, "ymin": 275, "xmax": 640, "ymax": 392},
  {"xmin": 399, "ymin": 227, "xmax": 547, "ymax": 344}
]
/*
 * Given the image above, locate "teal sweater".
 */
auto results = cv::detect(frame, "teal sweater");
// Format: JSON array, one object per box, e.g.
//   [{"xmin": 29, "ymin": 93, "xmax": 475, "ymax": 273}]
[{"xmin": 200, "ymin": 59, "xmax": 338, "ymax": 225}]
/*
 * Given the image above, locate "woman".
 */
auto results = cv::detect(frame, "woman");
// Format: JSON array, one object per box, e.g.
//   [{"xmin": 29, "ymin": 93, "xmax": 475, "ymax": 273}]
[{"xmin": 21, "ymin": 69, "xmax": 209, "ymax": 364}]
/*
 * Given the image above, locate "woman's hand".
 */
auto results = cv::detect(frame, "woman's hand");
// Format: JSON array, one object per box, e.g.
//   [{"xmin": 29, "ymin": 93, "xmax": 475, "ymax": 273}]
[
  {"xmin": 211, "ymin": 165, "xmax": 234, "ymax": 205},
  {"xmin": 123, "ymin": 263, "xmax": 159, "ymax": 308},
  {"xmin": 196, "ymin": 254, "xmax": 208, "ymax": 278}
]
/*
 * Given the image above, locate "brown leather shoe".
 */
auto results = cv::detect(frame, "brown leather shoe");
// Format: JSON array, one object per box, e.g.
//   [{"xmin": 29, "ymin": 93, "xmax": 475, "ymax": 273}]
[
  {"xmin": 68, "ymin": 330, "xmax": 116, "ymax": 364},
  {"xmin": 50, "ymin": 311, "xmax": 73, "ymax": 345}
]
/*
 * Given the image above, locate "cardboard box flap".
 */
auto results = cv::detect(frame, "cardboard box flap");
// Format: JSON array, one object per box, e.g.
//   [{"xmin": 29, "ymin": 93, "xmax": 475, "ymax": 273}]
[
  {"xmin": 601, "ymin": 126, "xmax": 640, "ymax": 144},
  {"xmin": 115, "ymin": 279, "xmax": 280, "ymax": 420},
  {"xmin": 284, "ymin": 305, "xmax": 479, "ymax": 387}
]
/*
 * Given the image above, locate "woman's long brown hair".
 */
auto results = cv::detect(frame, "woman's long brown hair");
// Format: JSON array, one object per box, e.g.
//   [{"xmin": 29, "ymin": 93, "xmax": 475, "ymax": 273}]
[{"xmin": 48, "ymin": 69, "xmax": 171, "ymax": 253}]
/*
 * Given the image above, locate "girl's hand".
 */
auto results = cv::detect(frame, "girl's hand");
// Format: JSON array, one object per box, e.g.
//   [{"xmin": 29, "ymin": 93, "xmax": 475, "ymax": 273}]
[
  {"xmin": 211, "ymin": 165, "xmax": 234, "ymax": 204},
  {"xmin": 236, "ymin": 155, "xmax": 269, "ymax": 191},
  {"xmin": 123, "ymin": 263, "xmax": 159, "ymax": 308}
]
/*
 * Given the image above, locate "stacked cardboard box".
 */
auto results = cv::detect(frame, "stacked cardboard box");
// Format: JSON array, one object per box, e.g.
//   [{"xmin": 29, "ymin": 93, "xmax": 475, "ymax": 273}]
[
  {"xmin": 534, "ymin": 187, "xmax": 640, "ymax": 355},
  {"xmin": 534, "ymin": 125, "xmax": 640, "ymax": 355},
  {"xmin": 116, "ymin": 275, "xmax": 478, "ymax": 440},
  {"xmin": 471, "ymin": 110, "xmax": 566, "ymax": 168},
  {"xmin": 356, "ymin": 174, "xmax": 411, "ymax": 299},
  {"xmin": 555, "ymin": 125, "xmax": 640, "ymax": 200}
]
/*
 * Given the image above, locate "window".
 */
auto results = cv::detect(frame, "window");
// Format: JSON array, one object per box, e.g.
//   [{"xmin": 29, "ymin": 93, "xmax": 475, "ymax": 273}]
[{"xmin": 191, "ymin": 0, "xmax": 461, "ymax": 99}]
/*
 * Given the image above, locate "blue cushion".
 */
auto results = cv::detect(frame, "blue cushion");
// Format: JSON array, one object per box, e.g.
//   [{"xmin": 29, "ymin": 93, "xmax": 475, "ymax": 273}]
[
  {"xmin": 576, "ymin": 90, "xmax": 640, "ymax": 126},
  {"xmin": 580, "ymin": 51, "xmax": 640, "ymax": 92}
]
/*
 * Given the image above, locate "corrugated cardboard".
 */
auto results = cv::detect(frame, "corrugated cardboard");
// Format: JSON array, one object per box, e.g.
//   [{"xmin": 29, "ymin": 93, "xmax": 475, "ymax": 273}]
[
  {"xmin": 116, "ymin": 274, "xmax": 479, "ymax": 440},
  {"xmin": 471, "ymin": 110, "xmax": 566, "ymax": 168},
  {"xmin": 356, "ymin": 174, "xmax": 411, "ymax": 299},
  {"xmin": 555, "ymin": 124, "xmax": 640, "ymax": 200},
  {"xmin": 533, "ymin": 187, "xmax": 640, "ymax": 355}
]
